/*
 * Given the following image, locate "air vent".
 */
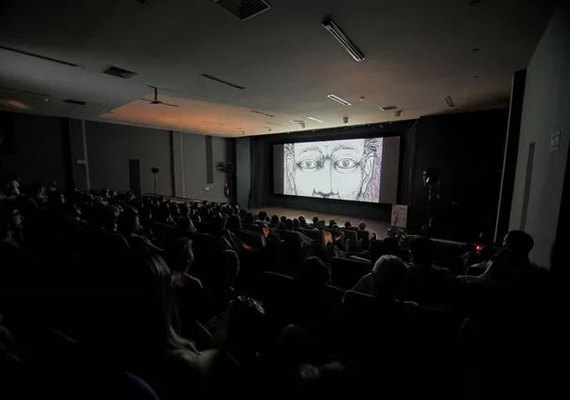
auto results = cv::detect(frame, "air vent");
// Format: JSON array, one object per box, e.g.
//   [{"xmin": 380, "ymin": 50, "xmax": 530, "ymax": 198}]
[
  {"xmin": 63, "ymin": 99, "xmax": 87, "ymax": 105},
  {"xmin": 250, "ymin": 109, "xmax": 275, "ymax": 117},
  {"xmin": 213, "ymin": 0, "xmax": 271, "ymax": 21},
  {"xmin": 103, "ymin": 66, "xmax": 138, "ymax": 79},
  {"xmin": 0, "ymin": 44, "xmax": 79, "ymax": 67},
  {"xmin": 200, "ymin": 74, "xmax": 245, "ymax": 90},
  {"xmin": 379, "ymin": 105, "xmax": 398, "ymax": 111}
]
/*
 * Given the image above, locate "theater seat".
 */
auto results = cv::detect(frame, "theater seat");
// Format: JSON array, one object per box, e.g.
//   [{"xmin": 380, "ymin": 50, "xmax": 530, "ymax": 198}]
[
  {"xmin": 259, "ymin": 271, "xmax": 295, "ymax": 326},
  {"xmin": 330, "ymin": 257, "xmax": 372, "ymax": 289}
]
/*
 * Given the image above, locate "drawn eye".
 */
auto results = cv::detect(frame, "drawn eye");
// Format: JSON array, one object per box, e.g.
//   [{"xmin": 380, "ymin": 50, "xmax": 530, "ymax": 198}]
[
  {"xmin": 334, "ymin": 158, "xmax": 357, "ymax": 170},
  {"xmin": 298, "ymin": 159, "xmax": 318, "ymax": 170}
]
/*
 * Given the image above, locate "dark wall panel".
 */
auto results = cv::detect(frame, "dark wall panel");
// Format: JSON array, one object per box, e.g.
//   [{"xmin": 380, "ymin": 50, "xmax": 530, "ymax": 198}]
[
  {"xmin": 235, "ymin": 137, "xmax": 251, "ymax": 207},
  {"xmin": 404, "ymin": 109, "xmax": 508, "ymax": 241},
  {"xmin": 0, "ymin": 111, "xmax": 67, "ymax": 187},
  {"xmin": 85, "ymin": 121, "xmax": 172, "ymax": 195}
]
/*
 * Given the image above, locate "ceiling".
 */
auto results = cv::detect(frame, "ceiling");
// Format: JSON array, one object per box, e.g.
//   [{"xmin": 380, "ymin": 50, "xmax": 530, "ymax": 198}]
[{"xmin": 0, "ymin": 0, "xmax": 556, "ymax": 137}]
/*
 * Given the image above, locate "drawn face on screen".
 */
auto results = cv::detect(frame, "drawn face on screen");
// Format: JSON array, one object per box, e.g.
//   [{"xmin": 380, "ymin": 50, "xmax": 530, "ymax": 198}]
[{"xmin": 284, "ymin": 138, "xmax": 381, "ymax": 201}]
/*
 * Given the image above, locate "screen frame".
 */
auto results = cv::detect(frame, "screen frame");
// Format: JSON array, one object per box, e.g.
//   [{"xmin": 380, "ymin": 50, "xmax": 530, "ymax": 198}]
[{"xmin": 271, "ymin": 133, "xmax": 403, "ymax": 205}]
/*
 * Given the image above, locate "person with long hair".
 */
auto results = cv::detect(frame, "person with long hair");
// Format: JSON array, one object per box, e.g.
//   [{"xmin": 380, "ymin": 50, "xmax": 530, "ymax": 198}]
[{"xmin": 95, "ymin": 249, "xmax": 204, "ymax": 400}]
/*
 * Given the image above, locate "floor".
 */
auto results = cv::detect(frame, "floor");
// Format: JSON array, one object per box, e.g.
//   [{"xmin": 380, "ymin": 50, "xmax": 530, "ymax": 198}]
[{"xmin": 249, "ymin": 206, "xmax": 391, "ymax": 238}]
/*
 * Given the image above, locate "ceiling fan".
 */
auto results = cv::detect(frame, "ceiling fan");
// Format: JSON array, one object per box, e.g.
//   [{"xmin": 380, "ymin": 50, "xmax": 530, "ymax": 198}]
[{"xmin": 141, "ymin": 86, "xmax": 179, "ymax": 107}]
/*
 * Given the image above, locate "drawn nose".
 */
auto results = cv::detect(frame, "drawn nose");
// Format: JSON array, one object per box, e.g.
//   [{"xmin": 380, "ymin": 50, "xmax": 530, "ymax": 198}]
[{"xmin": 312, "ymin": 162, "xmax": 334, "ymax": 197}]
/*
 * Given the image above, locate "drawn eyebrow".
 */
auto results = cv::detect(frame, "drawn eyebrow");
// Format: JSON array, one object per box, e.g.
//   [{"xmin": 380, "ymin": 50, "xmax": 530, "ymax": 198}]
[
  {"xmin": 332, "ymin": 145, "xmax": 357, "ymax": 152},
  {"xmin": 299, "ymin": 146, "xmax": 322, "ymax": 155}
]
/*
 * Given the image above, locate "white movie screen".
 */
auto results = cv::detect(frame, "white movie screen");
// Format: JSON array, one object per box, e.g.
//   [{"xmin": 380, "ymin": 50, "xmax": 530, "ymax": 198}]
[{"xmin": 273, "ymin": 137, "xmax": 400, "ymax": 204}]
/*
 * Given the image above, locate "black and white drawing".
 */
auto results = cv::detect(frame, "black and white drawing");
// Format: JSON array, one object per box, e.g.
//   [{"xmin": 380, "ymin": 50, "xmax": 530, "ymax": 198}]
[{"xmin": 284, "ymin": 138, "xmax": 383, "ymax": 202}]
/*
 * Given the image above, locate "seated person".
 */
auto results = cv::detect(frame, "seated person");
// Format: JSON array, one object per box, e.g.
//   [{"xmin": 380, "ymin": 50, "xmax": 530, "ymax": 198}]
[
  {"xmin": 405, "ymin": 237, "xmax": 450, "ymax": 306},
  {"xmin": 167, "ymin": 238, "xmax": 206, "ymax": 332},
  {"xmin": 351, "ymin": 255, "xmax": 407, "ymax": 299}
]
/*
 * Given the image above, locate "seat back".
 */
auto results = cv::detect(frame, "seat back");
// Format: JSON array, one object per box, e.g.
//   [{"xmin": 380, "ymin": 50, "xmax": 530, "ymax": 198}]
[
  {"xmin": 259, "ymin": 271, "xmax": 295, "ymax": 325},
  {"xmin": 330, "ymin": 257, "xmax": 372, "ymax": 289}
]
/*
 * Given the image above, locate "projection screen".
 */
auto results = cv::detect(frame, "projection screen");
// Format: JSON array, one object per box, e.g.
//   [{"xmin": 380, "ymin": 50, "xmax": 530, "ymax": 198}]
[{"xmin": 273, "ymin": 137, "xmax": 400, "ymax": 204}]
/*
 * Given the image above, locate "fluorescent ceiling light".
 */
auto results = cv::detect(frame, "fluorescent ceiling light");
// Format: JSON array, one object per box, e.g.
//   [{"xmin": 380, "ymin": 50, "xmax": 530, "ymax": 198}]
[
  {"xmin": 327, "ymin": 94, "xmax": 352, "ymax": 106},
  {"xmin": 379, "ymin": 105, "xmax": 398, "ymax": 111},
  {"xmin": 305, "ymin": 115, "xmax": 324, "ymax": 123},
  {"xmin": 322, "ymin": 18, "xmax": 365, "ymax": 62}
]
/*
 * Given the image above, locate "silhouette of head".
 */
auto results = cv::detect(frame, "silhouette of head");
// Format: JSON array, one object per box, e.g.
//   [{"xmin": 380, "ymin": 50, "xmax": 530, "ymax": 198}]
[{"xmin": 372, "ymin": 255, "xmax": 407, "ymax": 298}]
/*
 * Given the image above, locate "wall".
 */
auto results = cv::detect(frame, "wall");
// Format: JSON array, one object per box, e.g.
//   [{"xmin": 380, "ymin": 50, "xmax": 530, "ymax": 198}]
[
  {"xmin": 405, "ymin": 110, "xmax": 508, "ymax": 242},
  {"xmin": 509, "ymin": 4, "xmax": 570, "ymax": 267},
  {"xmin": 85, "ymin": 121, "xmax": 172, "ymax": 196},
  {"xmin": 0, "ymin": 110, "xmax": 229, "ymax": 202},
  {"xmin": 235, "ymin": 137, "xmax": 251, "ymax": 207},
  {"xmin": 181, "ymin": 134, "xmax": 228, "ymax": 203},
  {"xmin": 0, "ymin": 111, "xmax": 67, "ymax": 187}
]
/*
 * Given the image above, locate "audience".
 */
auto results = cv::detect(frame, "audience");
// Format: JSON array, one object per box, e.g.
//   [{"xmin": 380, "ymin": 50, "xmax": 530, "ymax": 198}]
[{"xmin": 0, "ymin": 178, "xmax": 556, "ymax": 400}]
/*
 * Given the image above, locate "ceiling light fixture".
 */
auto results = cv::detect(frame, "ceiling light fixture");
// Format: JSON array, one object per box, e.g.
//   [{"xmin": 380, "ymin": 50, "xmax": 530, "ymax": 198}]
[
  {"xmin": 444, "ymin": 96, "xmax": 455, "ymax": 108},
  {"xmin": 379, "ymin": 105, "xmax": 398, "ymax": 111},
  {"xmin": 322, "ymin": 18, "xmax": 365, "ymax": 62},
  {"xmin": 305, "ymin": 115, "xmax": 324, "ymax": 123},
  {"xmin": 327, "ymin": 94, "xmax": 352, "ymax": 106}
]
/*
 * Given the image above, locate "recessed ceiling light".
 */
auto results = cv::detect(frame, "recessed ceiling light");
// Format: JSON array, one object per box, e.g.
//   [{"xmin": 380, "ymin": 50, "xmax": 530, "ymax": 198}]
[
  {"xmin": 305, "ymin": 115, "xmax": 324, "ymax": 123},
  {"xmin": 379, "ymin": 105, "xmax": 398, "ymax": 111},
  {"xmin": 327, "ymin": 94, "xmax": 351, "ymax": 106}
]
